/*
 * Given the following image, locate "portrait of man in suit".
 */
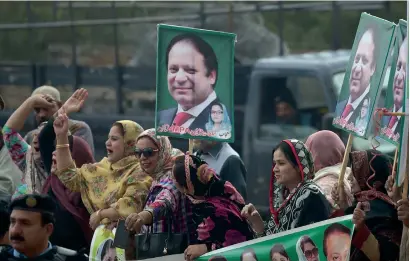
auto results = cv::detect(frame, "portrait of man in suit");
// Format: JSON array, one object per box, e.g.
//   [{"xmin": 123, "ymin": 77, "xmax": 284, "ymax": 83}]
[
  {"xmin": 335, "ymin": 27, "xmax": 377, "ymax": 128},
  {"xmin": 382, "ymin": 35, "xmax": 408, "ymax": 141},
  {"xmin": 157, "ymin": 33, "xmax": 231, "ymax": 134}
]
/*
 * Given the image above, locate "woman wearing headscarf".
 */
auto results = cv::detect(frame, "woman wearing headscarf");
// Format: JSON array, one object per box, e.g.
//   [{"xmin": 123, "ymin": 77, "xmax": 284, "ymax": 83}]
[
  {"xmin": 242, "ymin": 139, "xmax": 331, "ymax": 236},
  {"xmin": 38, "ymin": 113, "xmax": 95, "ymax": 252},
  {"xmin": 334, "ymin": 149, "xmax": 402, "ymax": 261},
  {"xmin": 205, "ymin": 101, "xmax": 232, "ymax": 138},
  {"xmin": 2, "ymin": 93, "xmax": 57, "ymax": 194},
  {"xmin": 172, "ymin": 154, "xmax": 253, "ymax": 261},
  {"xmin": 124, "ymin": 129, "xmax": 191, "ymax": 256},
  {"xmin": 305, "ymin": 130, "xmax": 354, "ymax": 212},
  {"xmin": 53, "ymin": 112, "xmax": 152, "ymax": 230}
]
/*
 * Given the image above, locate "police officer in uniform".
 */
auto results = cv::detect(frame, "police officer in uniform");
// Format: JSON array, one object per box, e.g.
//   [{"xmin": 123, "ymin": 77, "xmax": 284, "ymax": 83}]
[{"xmin": 0, "ymin": 194, "xmax": 87, "ymax": 261}]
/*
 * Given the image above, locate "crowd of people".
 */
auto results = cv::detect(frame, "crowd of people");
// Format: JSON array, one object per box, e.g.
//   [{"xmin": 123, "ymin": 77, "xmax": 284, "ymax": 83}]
[{"xmin": 0, "ymin": 86, "xmax": 408, "ymax": 261}]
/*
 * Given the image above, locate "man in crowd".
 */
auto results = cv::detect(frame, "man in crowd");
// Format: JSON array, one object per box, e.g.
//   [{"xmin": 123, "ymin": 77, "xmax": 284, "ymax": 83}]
[
  {"xmin": 383, "ymin": 35, "xmax": 408, "ymax": 139},
  {"xmin": 24, "ymin": 86, "xmax": 95, "ymax": 155},
  {"xmin": 158, "ymin": 33, "xmax": 231, "ymax": 132},
  {"xmin": 0, "ymin": 194, "xmax": 87, "ymax": 261},
  {"xmin": 194, "ymin": 140, "xmax": 247, "ymax": 200},
  {"xmin": 0, "ymin": 94, "xmax": 23, "ymax": 195},
  {"xmin": 335, "ymin": 28, "xmax": 377, "ymax": 126}
]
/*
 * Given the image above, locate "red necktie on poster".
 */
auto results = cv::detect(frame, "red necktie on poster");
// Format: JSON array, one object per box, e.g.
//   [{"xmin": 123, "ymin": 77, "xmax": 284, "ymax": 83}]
[
  {"xmin": 173, "ymin": 112, "xmax": 193, "ymax": 126},
  {"xmin": 388, "ymin": 116, "xmax": 398, "ymax": 129},
  {"xmin": 341, "ymin": 104, "xmax": 353, "ymax": 119}
]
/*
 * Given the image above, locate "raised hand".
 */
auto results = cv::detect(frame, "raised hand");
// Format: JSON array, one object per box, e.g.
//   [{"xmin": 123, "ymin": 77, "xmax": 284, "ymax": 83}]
[
  {"xmin": 62, "ymin": 88, "xmax": 88, "ymax": 115},
  {"xmin": 29, "ymin": 94, "xmax": 55, "ymax": 109},
  {"xmin": 385, "ymin": 174, "xmax": 401, "ymax": 202},
  {"xmin": 53, "ymin": 112, "xmax": 69, "ymax": 137},
  {"xmin": 352, "ymin": 202, "xmax": 368, "ymax": 230}
]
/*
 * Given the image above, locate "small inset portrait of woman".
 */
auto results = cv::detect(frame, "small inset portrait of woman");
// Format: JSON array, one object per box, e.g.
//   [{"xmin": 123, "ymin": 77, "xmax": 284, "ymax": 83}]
[
  {"xmin": 355, "ymin": 97, "xmax": 370, "ymax": 136},
  {"xmin": 270, "ymin": 244, "xmax": 291, "ymax": 261},
  {"xmin": 205, "ymin": 101, "xmax": 232, "ymax": 139},
  {"xmin": 241, "ymin": 248, "xmax": 259, "ymax": 261},
  {"xmin": 296, "ymin": 235, "xmax": 320, "ymax": 261}
]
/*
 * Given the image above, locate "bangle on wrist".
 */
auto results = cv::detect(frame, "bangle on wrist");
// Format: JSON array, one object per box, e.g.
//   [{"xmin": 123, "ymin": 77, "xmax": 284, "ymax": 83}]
[{"xmin": 56, "ymin": 144, "xmax": 69, "ymax": 149}]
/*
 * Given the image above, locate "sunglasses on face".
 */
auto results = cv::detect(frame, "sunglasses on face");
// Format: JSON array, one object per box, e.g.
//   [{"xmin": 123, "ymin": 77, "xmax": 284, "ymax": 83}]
[
  {"xmin": 304, "ymin": 247, "xmax": 318, "ymax": 258},
  {"xmin": 135, "ymin": 148, "xmax": 158, "ymax": 158}
]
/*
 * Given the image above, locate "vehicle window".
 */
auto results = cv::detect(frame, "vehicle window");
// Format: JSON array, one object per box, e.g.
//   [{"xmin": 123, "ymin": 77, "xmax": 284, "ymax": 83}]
[{"xmin": 258, "ymin": 75, "xmax": 326, "ymax": 140}]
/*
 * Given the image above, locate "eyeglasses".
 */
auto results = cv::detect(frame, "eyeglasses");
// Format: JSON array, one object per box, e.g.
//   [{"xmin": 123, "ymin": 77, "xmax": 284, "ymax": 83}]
[
  {"xmin": 211, "ymin": 110, "xmax": 223, "ymax": 115},
  {"xmin": 304, "ymin": 247, "xmax": 318, "ymax": 258},
  {"xmin": 135, "ymin": 148, "xmax": 158, "ymax": 158}
]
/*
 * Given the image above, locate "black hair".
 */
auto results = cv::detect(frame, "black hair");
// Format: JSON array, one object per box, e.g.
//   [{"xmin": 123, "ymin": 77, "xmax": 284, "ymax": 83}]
[
  {"xmin": 0, "ymin": 194, "xmax": 11, "ymax": 238},
  {"xmin": 210, "ymin": 100, "xmax": 224, "ymax": 111},
  {"xmin": 240, "ymin": 248, "xmax": 258, "ymax": 261},
  {"xmin": 273, "ymin": 141, "xmax": 298, "ymax": 167},
  {"xmin": 166, "ymin": 33, "xmax": 218, "ymax": 88},
  {"xmin": 300, "ymin": 235, "xmax": 316, "ymax": 252},
  {"xmin": 101, "ymin": 239, "xmax": 114, "ymax": 259},
  {"xmin": 323, "ymin": 223, "xmax": 351, "ymax": 257},
  {"xmin": 173, "ymin": 155, "xmax": 209, "ymax": 196},
  {"xmin": 270, "ymin": 244, "xmax": 289, "ymax": 260}
]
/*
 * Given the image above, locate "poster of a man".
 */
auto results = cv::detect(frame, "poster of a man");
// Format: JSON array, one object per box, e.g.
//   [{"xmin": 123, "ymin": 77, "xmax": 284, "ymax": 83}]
[
  {"xmin": 380, "ymin": 20, "xmax": 408, "ymax": 144},
  {"xmin": 333, "ymin": 13, "xmax": 395, "ymax": 138},
  {"xmin": 156, "ymin": 24, "xmax": 236, "ymax": 142}
]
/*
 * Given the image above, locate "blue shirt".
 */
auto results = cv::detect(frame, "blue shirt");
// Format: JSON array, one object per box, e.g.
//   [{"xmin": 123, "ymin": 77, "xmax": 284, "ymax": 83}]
[{"xmin": 13, "ymin": 241, "xmax": 53, "ymax": 258}]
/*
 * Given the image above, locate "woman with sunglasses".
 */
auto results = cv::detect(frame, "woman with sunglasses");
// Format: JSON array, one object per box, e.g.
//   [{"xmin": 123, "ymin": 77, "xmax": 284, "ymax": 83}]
[
  {"xmin": 124, "ymin": 129, "xmax": 191, "ymax": 247},
  {"xmin": 53, "ymin": 112, "xmax": 153, "ymax": 230},
  {"xmin": 173, "ymin": 154, "xmax": 254, "ymax": 261},
  {"xmin": 296, "ymin": 236, "xmax": 320, "ymax": 261}
]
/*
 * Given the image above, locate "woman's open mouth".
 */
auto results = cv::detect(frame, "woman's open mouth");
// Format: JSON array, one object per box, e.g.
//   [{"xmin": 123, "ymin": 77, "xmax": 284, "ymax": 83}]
[{"xmin": 107, "ymin": 149, "xmax": 113, "ymax": 155}]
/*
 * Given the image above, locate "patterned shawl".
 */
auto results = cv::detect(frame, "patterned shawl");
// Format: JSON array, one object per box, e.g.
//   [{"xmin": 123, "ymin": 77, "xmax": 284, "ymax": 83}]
[{"xmin": 136, "ymin": 128, "xmax": 181, "ymax": 181}]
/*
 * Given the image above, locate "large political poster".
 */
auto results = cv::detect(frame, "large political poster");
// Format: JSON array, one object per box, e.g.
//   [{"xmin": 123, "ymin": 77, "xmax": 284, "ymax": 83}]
[
  {"xmin": 380, "ymin": 20, "xmax": 408, "ymax": 145},
  {"xmin": 333, "ymin": 13, "xmax": 395, "ymax": 138},
  {"xmin": 155, "ymin": 24, "xmax": 236, "ymax": 142},
  {"xmin": 197, "ymin": 215, "xmax": 354, "ymax": 261},
  {"xmin": 89, "ymin": 225, "xmax": 125, "ymax": 261}
]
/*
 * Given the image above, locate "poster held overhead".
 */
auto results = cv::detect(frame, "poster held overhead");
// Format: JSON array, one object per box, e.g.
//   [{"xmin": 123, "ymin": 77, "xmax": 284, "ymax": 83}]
[
  {"xmin": 380, "ymin": 20, "xmax": 408, "ymax": 146},
  {"xmin": 155, "ymin": 24, "xmax": 236, "ymax": 143},
  {"xmin": 333, "ymin": 13, "xmax": 395, "ymax": 139}
]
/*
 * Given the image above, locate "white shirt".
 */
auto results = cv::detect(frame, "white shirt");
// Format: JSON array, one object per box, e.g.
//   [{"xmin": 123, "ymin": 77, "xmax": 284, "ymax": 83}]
[
  {"xmin": 176, "ymin": 91, "xmax": 217, "ymax": 129},
  {"xmin": 345, "ymin": 85, "xmax": 370, "ymax": 121}
]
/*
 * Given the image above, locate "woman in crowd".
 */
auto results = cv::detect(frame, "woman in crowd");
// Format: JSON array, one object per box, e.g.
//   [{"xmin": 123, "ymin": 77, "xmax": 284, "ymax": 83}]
[
  {"xmin": 124, "ymin": 129, "xmax": 191, "ymax": 257},
  {"xmin": 53, "ymin": 111, "xmax": 152, "ymax": 230},
  {"xmin": 333, "ymin": 149, "xmax": 402, "ymax": 261},
  {"xmin": 242, "ymin": 139, "xmax": 331, "ymax": 235},
  {"xmin": 172, "ymin": 154, "xmax": 253, "ymax": 261},
  {"xmin": 296, "ymin": 235, "xmax": 319, "ymax": 261},
  {"xmin": 305, "ymin": 130, "xmax": 354, "ymax": 212},
  {"xmin": 270, "ymin": 244, "xmax": 290, "ymax": 261},
  {"xmin": 2, "ymin": 94, "xmax": 55, "ymax": 194}
]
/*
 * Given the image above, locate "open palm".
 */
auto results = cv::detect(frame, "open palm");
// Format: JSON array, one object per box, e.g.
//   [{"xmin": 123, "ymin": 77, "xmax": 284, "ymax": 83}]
[{"xmin": 63, "ymin": 88, "xmax": 88, "ymax": 115}]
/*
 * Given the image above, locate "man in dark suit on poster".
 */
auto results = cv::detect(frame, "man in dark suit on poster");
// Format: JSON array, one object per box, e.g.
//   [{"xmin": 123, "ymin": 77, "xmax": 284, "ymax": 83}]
[
  {"xmin": 157, "ymin": 33, "xmax": 231, "ymax": 133},
  {"xmin": 382, "ymin": 35, "xmax": 408, "ymax": 141},
  {"xmin": 335, "ymin": 28, "xmax": 376, "ymax": 129}
]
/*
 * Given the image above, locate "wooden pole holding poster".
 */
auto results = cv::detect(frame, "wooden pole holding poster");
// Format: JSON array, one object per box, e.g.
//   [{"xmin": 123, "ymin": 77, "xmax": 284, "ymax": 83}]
[
  {"xmin": 392, "ymin": 147, "xmax": 399, "ymax": 179},
  {"xmin": 338, "ymin": 134, "xmax": 354, "ymax": 191}
]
